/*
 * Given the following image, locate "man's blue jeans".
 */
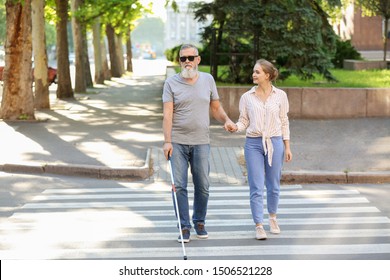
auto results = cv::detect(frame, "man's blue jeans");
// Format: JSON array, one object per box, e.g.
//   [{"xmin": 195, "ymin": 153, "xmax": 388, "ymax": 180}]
[
  {"xmin": 171, "ymin": 143, "xmax": 210, "ymax": 230},
  {"xmin": 244, "ymin": 136, "xmax": 284, "ymax": 224}
]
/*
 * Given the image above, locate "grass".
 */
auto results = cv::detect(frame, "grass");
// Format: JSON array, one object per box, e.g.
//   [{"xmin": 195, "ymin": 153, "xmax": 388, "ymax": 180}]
[{"xmin": 189, "ymin": 65, "xmax": 390, "ymax": 88}]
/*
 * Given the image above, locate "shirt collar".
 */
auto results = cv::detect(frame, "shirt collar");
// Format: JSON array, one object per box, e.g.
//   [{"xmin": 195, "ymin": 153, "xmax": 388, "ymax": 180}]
[{"xmin": 249, "ymin": 85, "xmax": 276, "ymax": 94}]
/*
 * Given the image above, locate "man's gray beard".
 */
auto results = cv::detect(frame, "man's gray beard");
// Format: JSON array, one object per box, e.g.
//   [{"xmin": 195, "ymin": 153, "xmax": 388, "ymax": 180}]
[{"xmin": 181, "ymin": 67, "xmax": 198, "ymax": 79}]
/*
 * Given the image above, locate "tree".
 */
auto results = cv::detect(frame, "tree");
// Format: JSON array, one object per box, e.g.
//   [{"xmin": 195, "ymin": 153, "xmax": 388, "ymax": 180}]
[
  {"xmin": 79, "ymin": 0, "xmax": 151, "ymax": 79},
  {"xmin": 71, "ymin": 0, "xmax": 87, "ymax": 92},
  {"xmin": 191, "ymin": 0, "xmax": 342, "ymax": 83},
  {"xmin": 55, "ymin": 0, "xmax": 74, "ymax": 99},
  {"xmin": 357, "ymin": 0, "xmax": 390, "ymax": 61},
  {"xmin": 32, "ymin": 0, "xmax": 50, "ymax": 109},
  {"xmin": 92, "ymin": 17, "xmax": 105, "ymax": 84},
  {"xmin": 1, "ymin": 0, "xmax": 35, "ymax": 121}
]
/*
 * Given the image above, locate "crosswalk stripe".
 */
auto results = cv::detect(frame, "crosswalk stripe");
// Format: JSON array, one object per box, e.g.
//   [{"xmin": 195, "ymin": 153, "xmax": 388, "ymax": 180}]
[
  {"xmin": 21, "ymin": 197, "xmax": 370, "ymax": 209},
  {"xmin": 2, "ymin": 185, "xmax": 390, "ymax": 259},
  {"xmin": 3, "ymin": 229, "xmax": 390, "ymax": 243},
  {"xmin": 7, "ymin": 206, "xmax": 381, "ymax": 220},
  {"xmin": 32, "ymin": 190, "xmax": 361, "ymax": 201},
  {"xmin": 1, "ymin": 217, "xmax": 389, "ymax": 230},
  {"xmin": 1, "ymin": 244, "xmax": 390, "ymax": 259},
  {"xmin": 41, "ymin": 185, "xmax": 304, "ymax": 194}
]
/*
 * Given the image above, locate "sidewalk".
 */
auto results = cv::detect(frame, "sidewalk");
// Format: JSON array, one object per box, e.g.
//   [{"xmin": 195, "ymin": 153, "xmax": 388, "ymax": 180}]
[{"xmin": 1, "ymin": 71, "xmax": 389, "ymax": 184}]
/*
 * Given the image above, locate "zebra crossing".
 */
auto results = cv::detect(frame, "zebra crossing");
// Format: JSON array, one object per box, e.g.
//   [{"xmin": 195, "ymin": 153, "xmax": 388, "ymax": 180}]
[{"xmin": 0, "ymin": 182, "xmax": 390, "ymax": 259}]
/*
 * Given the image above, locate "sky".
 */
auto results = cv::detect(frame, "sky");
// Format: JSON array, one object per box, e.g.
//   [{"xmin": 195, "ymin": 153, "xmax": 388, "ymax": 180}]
[{"xmin": 142, "ymin": 0, "xmax": 167, "ymax": 21}]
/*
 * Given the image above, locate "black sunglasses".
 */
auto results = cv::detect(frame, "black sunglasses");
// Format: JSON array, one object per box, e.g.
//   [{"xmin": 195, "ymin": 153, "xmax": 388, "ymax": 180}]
[{"xmin": 179, "ymin": 55, "xmax": 198, "ymax": 62}]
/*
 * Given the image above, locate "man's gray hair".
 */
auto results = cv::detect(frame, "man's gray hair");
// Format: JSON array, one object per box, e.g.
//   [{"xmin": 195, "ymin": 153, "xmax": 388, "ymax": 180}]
[{"xmin": 180, "ymin": 44, "xmax": 199, "ymax": 55}]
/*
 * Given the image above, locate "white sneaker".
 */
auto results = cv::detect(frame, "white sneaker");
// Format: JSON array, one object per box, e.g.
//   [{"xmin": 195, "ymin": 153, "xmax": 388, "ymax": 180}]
[
  {"xmin": 255, "ymin": 226, "xmax": 267, "ymax": 240},
  {"xmin": 269, "ymin": 218, "xmax": 281, "ymax": 234}
]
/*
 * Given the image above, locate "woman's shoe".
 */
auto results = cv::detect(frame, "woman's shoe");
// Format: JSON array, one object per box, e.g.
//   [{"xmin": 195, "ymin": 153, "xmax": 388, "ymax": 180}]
[
  {"xmin": 255, "ymin": 226, "xmax": 267, "ymax": 240},
  {"xmin": 269, "ymin": 217, "xmax": 281, "ymax": 234}
]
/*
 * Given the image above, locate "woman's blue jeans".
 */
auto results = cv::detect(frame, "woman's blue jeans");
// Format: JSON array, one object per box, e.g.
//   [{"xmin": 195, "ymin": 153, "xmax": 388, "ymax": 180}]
[
  {"xmin": 244, "ymin": 136, "xmax": 284, "ymax": 224},
  {"xmin": 171, "ymin": 143, "xmax": 210, "ymax": 230}
]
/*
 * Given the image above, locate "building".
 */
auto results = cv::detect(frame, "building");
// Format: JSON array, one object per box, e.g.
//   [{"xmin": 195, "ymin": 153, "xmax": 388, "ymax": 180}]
[
  {"xmin": 334, "ymin": 3, "xmax": 390, "ymax": 51},
  {"xmin": 164, "ymin": 0, "xmax": 212, "ymax": 49}
]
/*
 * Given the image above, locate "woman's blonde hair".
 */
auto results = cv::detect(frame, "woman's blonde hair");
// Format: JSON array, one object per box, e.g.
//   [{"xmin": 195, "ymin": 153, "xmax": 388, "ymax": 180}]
[{"xmin": 256, "ymin": 59, "xmax": 279, "ymax": 82}]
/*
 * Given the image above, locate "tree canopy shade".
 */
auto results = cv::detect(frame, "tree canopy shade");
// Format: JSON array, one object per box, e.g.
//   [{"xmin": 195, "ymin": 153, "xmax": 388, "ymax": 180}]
[
  {"xmin": 191, "ymin": 0, "xmax": 342, "ymax": 83},
  {"xmin": 0, "ymin": 0, "xmax": 163, "ymax": 120}
]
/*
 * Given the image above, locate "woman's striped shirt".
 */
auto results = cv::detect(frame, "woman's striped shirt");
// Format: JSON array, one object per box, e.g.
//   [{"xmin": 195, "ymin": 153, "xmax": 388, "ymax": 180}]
[{"xmin": 236, "ymin": 85, "xmax": 290, "ymax": 165}]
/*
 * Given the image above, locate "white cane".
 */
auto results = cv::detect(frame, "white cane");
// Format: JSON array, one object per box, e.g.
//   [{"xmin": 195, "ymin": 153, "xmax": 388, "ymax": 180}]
[{"xmin": 168, "ymin": 156, "xmax": 188, "ymax": 260}]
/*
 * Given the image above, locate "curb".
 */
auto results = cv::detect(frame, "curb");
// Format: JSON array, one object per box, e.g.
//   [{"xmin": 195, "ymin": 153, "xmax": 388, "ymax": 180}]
[
  {"xmin": 1, "ymin": 149, "xmax": 389, "ymax": 184},
  {"xmin": 282, "ymin": 170, "xmax": 390, "ymax": 184},
  {"xmin": 0, "ymin": 149, "xmax": 152, "ymax": 180}
]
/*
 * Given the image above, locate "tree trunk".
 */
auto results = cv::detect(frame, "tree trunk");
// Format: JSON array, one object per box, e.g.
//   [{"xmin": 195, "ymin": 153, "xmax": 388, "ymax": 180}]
[
  {"xmin": 55, "ymin": 0, "xmax": 74, "ymax": 99},
  {"xmin": 101, "ymin": 37, "xmax": 111, "ymax": 80},
  {"xmin": 106, "ymin": 24, "xmax": 122, "ymax": 77},
  {"xmin": 383, "ymin": 17, "xmax": 389, "ymax": 61},
  {"xmin": 0, "ymin": 0, "xmax": 35, "ymax": 121},
  {"xmin": 126, "ymin": 30, "xmax": 133, "ymax": 72},
  {"xmin": 71, "ymin": 0, "xmax": 86, "ymax": 93},
  {"xmin": 115, "ymin": 33, "xmax": 125, "ymax": 75},
  {"xmin": 82, "ymin": 27, "xmax": 93, "ymax": 87},
  {"xmin": 92, "ymin": 18, "xmax": 105, "ymax": 84},
  {"xmin": 32, "ymin": 0, "xmax": 50, "ymax": 109}
]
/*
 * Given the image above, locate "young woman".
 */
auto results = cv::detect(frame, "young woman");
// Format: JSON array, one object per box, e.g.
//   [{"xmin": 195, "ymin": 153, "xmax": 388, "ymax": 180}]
[{"xmin": 228, "ymin": 59, "xmax": 292, "ymax": 240}]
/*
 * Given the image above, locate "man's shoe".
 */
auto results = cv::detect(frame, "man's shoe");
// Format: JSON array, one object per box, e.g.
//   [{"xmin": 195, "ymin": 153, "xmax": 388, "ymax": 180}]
[
  {"xmin": 255, "ymin": 226, "xmax": 267, "ymax": 240},
  {"xmin": 177, "ymin": 229, "xmax": 190, "ymax": 243},
  {"xmin": 269, "ymin": 217, "xmax": 281, "ymax": 234},
  {"xmin": 195, "ymin": 223, "xmax": 208, "ymax": 239}
]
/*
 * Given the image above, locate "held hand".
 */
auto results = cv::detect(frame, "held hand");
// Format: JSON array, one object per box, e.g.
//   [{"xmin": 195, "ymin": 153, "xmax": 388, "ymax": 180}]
[
  {"xmin": 224, "ymin": 120, "xmax": 238, "ymax": 133},
  {"xmin": 163, "ymin": 142, "xmax": 173, "ymax": 160}
]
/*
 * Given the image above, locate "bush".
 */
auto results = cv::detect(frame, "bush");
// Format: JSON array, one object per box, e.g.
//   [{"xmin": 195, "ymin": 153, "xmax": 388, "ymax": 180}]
[
  {"xmin": 164, "ymin": 44, "xmax": 228, "ymax": 66},
  {"xmin": 164, "ymin": 45, "xmax": 181, "ymax": 63},
  {"xmin": 332, "ymin": 39, "xmax": 362, "ymax": 68}
]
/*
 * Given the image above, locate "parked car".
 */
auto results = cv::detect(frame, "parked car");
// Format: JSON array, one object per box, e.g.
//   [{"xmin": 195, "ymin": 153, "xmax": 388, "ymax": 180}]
[{"xmin": 0, "ymin": 66, "xmax": 57, "ymax": 85}]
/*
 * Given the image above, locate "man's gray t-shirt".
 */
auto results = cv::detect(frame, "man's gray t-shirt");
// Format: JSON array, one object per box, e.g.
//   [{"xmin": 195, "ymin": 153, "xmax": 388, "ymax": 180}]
[{"xmin": 163, "ymin": 72, "xmax": 219, "ymax": 145}]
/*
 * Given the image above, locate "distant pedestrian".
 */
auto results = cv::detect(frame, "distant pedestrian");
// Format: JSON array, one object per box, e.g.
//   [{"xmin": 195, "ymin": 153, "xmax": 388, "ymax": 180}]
[
  {"xmin": 162, "ymin": 43, "xmax": 235, "ymax": 243},
  {"xmin": 227, "ymin": 59, "xmax": 292, "ymax": 240}
]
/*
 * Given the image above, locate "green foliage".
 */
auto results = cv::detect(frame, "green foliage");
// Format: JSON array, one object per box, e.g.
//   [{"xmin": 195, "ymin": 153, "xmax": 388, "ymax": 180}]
[
  {"xmin": 197, "ymin": 36, "xmax": 233, "ymax": 66},
  {"xmin": 164, "ymin": 45, "xmax": 181, "ymax": 63},
  {"xmin": 192, "ymin": 0, "xmax": 342, "ymax": 84},
  {"xmin": 331, "ymin": 39, "xmax": 363, "ymax": 68},
  {"xmin": 196, "ymin": 65, "xmax": 390, "ymax": 88},
  {"xmin": 79, "ymin": 0, "xmax": 152, "ymax": 37},
  {"xmin": 0, "ymin": 0, "xmax": 5, "ymax": 46},
  {"xmin": 356, "ymin": 0, "xmax": 390, "ymax": 17},
  {"xmin": 275, "ymin": 68, "xmax": 390, "ymax": 88},
  {"xmin": 165, "ymin": 43, "xmax": 230, "ymax": 65}
]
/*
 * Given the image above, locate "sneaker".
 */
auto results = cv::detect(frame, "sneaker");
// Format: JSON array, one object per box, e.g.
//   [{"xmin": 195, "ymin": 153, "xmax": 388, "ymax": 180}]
[
  {"xmin": 177, "ymin": 229, "xmax": 190, "ymax": 243},
  {"xmin": 269, "ymin": 218, "xmax": 281, "ymax": 234},
  {"xmin": 255, "ymin": 226, "xmax": 267, "ymax": 240},
  {"xmin": 194, "ymin": 223, "xmax": 208, "ymax": 239}
]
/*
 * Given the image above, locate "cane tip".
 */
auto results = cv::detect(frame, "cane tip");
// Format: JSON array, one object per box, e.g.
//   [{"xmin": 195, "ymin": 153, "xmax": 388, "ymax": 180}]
[{"xmin": 184, "ymin": 256, "xmax": 187, "ymax": 260}]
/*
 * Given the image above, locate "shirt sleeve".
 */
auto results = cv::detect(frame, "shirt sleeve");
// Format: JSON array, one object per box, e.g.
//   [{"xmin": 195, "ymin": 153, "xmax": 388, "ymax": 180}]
[
  {"xmin": 236, "ymin": 93, "xmax": 250, "ymax": 132},
  {"xmin": 209, "ymin": 74, "xmax": 219, "ymax": 101},
  {"xmin": 279, "ymin": 91, "xmax": 290, "ymax": 140},
  {"xmin": 162, "ymin": 79, "xmax": 174, "ymax": 103}
]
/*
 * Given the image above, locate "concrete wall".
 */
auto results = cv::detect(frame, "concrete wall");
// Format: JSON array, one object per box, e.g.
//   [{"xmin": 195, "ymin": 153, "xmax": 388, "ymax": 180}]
[
  {"xmin": 344, "ymin": 60, "xmax": 388, "ymax": 70},
  {"xmin": 218, "ymin": 87, "xmax": 390, "ymax": 120}
]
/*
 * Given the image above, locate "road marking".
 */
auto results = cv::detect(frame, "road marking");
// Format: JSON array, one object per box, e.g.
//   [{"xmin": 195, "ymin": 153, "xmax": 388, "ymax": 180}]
[
  {"xmin": 21, "ymin": 197, "xmax": 370, "ymax": 209},
  {"xmin": 1, "ymin": 244, "xmax": 390, "ymax": 259},
  {"xmin": 33, "ymin": 189, "xmax": 361, "ymax": 201}
]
